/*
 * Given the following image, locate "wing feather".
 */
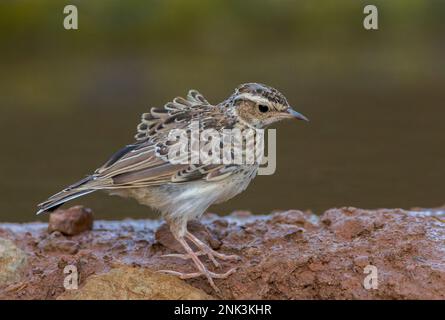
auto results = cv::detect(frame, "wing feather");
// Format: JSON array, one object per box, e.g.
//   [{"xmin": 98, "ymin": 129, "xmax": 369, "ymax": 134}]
[{"xmin": 88, "ymin": 89, "xmax": 241, "ymax": 189}]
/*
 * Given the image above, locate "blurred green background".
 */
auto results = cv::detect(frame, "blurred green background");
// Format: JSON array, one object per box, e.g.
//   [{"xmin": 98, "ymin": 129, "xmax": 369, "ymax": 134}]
[{"xmin": 0, "ymin": 0, "xmax": 444, "ymax": 222}]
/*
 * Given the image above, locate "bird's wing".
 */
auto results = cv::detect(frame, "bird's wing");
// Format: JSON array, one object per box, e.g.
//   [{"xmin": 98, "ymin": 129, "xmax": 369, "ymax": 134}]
[
  {"xmin": 87, "ymin": 90, "xmax": 240, "ymax": 189},
  {"xmin": 134, "ymin": 89, "xmax": 210, "ymax": 142}
]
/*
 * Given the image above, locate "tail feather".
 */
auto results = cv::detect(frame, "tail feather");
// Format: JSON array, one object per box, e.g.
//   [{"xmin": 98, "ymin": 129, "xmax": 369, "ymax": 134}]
[{"xmin": 36, "ymin": 176, "xmax": 96, "ymax": 215}]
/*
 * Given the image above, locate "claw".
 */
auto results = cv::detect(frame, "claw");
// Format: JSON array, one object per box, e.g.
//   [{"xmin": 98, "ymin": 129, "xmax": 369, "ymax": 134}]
[
  {"xmin": 211, "ymin": 252, "xmax": 241, "ymax": 261},
  {"xmin": 161, "ymin": 251, "xmax": 220, "ymax": 268},
  {"xmin": 156, "ymin": 269, "xmax": 203, "ymax": 279},
  {"xmin": 161, "ymin": 251, "xmax": 206, "ymax": 259},
  {"xmin": 157, "ymin": 267, "xmax": 237, "ymax": 293},
  {"xmin": 157, "ymin": 267, "xmax": 236, "ymax": 280}
]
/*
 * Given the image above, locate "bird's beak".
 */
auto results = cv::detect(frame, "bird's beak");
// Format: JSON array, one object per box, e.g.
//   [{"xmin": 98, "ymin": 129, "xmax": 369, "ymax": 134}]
[{"xmin": 286, "ymin": 107, "xmax": 309, "ymax": 122}]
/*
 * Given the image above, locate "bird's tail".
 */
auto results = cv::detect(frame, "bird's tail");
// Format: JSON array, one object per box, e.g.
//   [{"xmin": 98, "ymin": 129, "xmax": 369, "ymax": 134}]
[{"xmin": 36, "ymin": 176, "xmax": 97, "ymax": 215}]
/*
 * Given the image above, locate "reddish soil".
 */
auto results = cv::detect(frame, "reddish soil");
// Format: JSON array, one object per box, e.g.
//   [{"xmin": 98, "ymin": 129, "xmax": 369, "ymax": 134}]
[{"xmin": 1, "ymin": 206, "xmax": 444, "ymax": 299}]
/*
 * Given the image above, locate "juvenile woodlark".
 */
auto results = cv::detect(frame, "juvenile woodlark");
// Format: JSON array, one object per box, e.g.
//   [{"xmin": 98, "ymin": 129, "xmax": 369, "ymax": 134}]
[{"xmin": 37, "ymin": 83, "xmax": 308, "ymax": 291}]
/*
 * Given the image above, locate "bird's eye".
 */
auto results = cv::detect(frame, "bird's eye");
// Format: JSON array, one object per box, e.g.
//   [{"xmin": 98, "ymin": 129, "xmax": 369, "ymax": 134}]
[{"xmin": 258, "ymin": 104, "xmax": 269, "ymax": 113}]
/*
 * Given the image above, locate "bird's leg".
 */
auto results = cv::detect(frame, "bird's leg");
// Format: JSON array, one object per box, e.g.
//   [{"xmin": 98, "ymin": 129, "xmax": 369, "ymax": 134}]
[
  {"xmin": 157, "ymin": 221, "xmax": 236, "ymax": 292},
  {"xmin": 185, "ymin": 231, "xmax": 241, "ymax": 262},
  {"xmin": 160, "ymin": 232, "xmax": 240, "ymax": 267},
  {"xmin": 158, "ymin": 234, "xmax": 236, "ymax": 292}
]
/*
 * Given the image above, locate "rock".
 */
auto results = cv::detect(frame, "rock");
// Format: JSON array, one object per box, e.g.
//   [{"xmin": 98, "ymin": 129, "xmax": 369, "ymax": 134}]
[
  {"xmin": 222, "ymin": 208, "xmax": 445, "ymax": 299},
  {"xmin": 57, "ymin": 267, "xmax": 212, "ymax": 300},
  {"xmin": 1, "ymin": 206, "xmax": 445, "ymax": 299},
  {"xmin": 0, "ymin": 238, "xmax": 28, "ymax": 286},
  {"xmin": 38, "ymin": 235, "xmax": 79, "ymax": 255},
  {"xmin": 48, "ymin": 206, "xmax": 93, "ymax": 236}
]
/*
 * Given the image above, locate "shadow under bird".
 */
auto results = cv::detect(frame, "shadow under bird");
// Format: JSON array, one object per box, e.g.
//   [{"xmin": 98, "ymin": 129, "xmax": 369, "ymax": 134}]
[{"xmin": 37, "ymin": 83, "xmax": 309, "ymax": 292}]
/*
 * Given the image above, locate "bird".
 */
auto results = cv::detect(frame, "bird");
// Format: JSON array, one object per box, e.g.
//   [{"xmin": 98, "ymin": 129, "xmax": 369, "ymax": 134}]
[{"xmin": 37, "ymin": 83, "xmax": 309, "ymax": 291}]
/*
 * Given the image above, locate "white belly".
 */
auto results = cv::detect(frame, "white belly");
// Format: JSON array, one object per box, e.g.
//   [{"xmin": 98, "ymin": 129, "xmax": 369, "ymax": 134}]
[{"xmin": 113, "ymin": 166, "xmax": 258, "ymax": 222}]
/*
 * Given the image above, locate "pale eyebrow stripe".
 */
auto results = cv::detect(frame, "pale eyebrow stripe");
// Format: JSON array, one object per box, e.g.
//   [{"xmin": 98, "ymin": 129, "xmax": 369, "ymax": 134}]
[{"xmin": 235, "ymin": 93, "xmax": 271, "ymax": 105}]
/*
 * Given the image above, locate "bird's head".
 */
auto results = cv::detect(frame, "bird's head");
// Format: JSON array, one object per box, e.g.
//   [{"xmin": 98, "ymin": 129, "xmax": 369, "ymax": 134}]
[{"xmin": 227, "ymin": 83, "xmax": 309, "ymax": 128}]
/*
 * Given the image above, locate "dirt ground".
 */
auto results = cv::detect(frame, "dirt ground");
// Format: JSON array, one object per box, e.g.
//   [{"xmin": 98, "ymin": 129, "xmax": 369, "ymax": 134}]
[{"xmin": 1, "ymin": 206, "xmax": 444, "ymax": 299}]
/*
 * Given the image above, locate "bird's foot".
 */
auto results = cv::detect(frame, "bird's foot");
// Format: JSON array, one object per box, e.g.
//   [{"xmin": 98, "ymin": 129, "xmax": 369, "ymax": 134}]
[
  {"xmin": 157, "ymin": 267, "xmax": 237, "ymax": 292},
  {"xmin": 159, "ymin": 228, "xmax": 239, "ymax": 292},
  {"xmin": 161, "ymin": 250, "xmax": 239, "ymax": 268},
  {"xmin": 161, "ymin": 251, "xmax": 207, "ymax": 261},
  {"xmin": 185, "ymin": 231, "xmax": 241, "ymax": 266},
  {"xmin": 206, "ymin": 250, "xmax": 241, "ymax": 262},
  {"xmin": 161, "ymin": 251, "xmax": 219, "ymax": 267}
]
